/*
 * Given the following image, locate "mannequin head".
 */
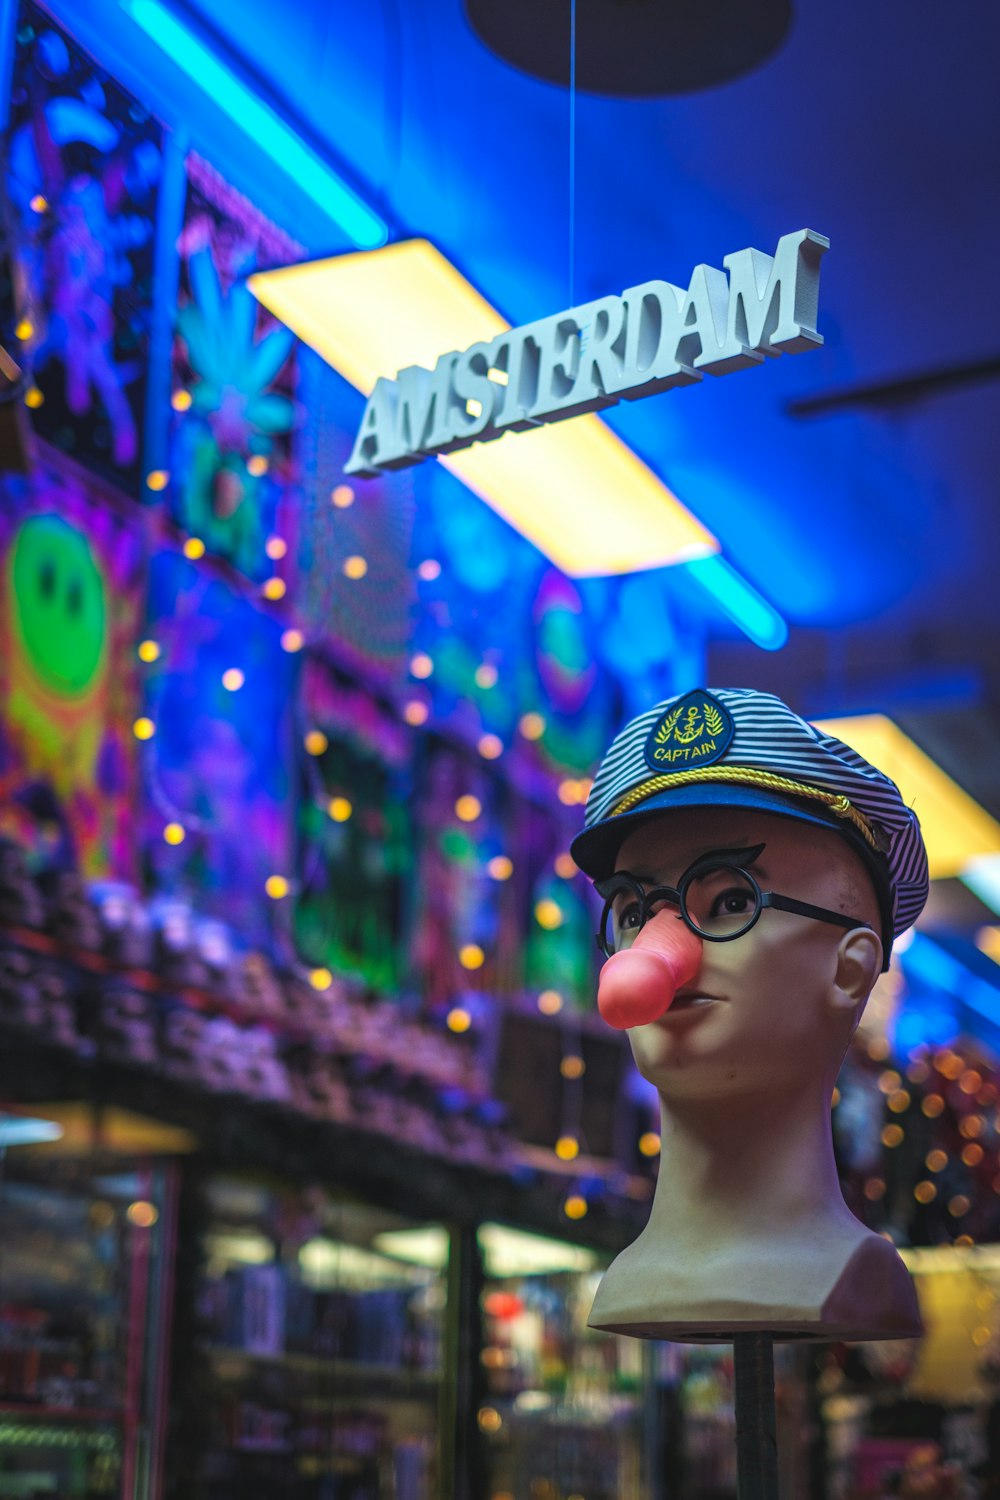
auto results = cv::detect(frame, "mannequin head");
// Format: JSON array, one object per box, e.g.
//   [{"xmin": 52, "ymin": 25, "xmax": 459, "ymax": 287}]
[{"xmin": 616, "ymin": 806, "xmax": 884, "ymax": 1100}]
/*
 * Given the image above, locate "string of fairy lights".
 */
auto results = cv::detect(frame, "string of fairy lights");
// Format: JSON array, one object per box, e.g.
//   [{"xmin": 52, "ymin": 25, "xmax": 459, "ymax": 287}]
[{"xmin": 127, "ymin": 461, "xmax": 647, "ymax": 1221}]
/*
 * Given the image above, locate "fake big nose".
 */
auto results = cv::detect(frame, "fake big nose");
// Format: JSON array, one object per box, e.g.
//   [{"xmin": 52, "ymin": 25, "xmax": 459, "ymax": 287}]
[{"xmin": 597, "ymin": 909, "xmax": 703, "ymax": 1031}]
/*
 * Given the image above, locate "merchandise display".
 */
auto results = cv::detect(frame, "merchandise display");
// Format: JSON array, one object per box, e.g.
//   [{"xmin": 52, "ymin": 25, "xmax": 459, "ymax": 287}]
[
  {"xmin": 0, "ymin": 1143, "xmax": 175, "ymax": 1497},
  {"xmin": 184, "ymin": 1177, "xmax": 445, "ymax": 1500},
  {"xmin": 476, "ymin": 1234, "xmax": 646, "ymax": 1500}
]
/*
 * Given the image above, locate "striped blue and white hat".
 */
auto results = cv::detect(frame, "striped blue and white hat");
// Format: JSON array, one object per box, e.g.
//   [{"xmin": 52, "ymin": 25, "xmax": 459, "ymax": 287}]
[{"xmin": 570, "ymin": 687, "xmax": 929, "ymax": 966}]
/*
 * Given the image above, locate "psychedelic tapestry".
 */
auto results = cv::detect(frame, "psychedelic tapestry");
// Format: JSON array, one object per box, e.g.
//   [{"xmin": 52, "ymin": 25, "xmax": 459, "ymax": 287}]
[
  {"xmin": 0, "ymin": 452, "xmax": 143, "ymax": 880},
  {"xmin": 7, "ymin": 0, "xmax": 162, "ymax": 497},
  {"xmin": 141, "ymin": 548, "xmax": 293, "ymax": 938},
  {"xmin": 406, "ymin": 736, "xmax": 521, "ymax": 1011},
  {"xmin": 296, "ymin": 346, "xmax": 415, "ymax": 682},
  {"xmin": 169, "ymin": 154, "xmax": 301, "ymax": 581},
  {"xmin": 293, "ymin": 656, "xmax": 412, "ymax": 992}
]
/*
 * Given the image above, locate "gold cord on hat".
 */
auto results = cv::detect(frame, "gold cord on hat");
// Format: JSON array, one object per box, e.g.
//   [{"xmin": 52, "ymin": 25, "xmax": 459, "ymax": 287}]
[{"xmin": 609, "ymin": 766, "xmax": 883, "ymax": 852}]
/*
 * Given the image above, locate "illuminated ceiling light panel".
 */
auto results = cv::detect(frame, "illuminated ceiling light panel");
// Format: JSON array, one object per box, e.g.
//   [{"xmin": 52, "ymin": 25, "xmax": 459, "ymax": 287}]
[
  {"xmin": 477, "ymin": 1221, "xmax": 600, "ymax": 1276},
  {"xmin": 249, "ymin": 241, "xmax": 719, "ymax": 577},
  {"xmin": 298, "ymin": 1236, "xmax": 430, "ymax": 1286},
  {"xmin": 373, "ymin": 1226, "xmax": 451, "ymax": 1269},
  {"xmin": 813, "ymin": 714, "xmax": 1000, "ymax": 881},
  {"xmin": 975, "ymin": 925, "xmax": 1000, "ymax": 965},
  {"xmin": 28, "ymin": 1102, "xmax": 198, "ymax": 1154},
  {"xmin": 204, "ymin": 1230, "xmax": 274, "ymax": 1266},
  {"xmin": 901, "ymin": 1243, "xmax": 1000, "ymax": 1274},
  {"xmin": 120, "ymin": 0, "xmax": 387, "ymax": 250}
]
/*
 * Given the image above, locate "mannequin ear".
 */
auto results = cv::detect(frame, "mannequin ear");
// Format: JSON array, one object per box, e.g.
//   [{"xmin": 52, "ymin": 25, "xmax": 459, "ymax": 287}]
[{"xmin": 829, "ymin": 927, "xmax": 883, "ymax": 1012}]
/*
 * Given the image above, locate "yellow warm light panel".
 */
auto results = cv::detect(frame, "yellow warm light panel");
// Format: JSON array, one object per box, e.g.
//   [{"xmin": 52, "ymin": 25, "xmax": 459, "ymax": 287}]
[
  {"xmin": 23, "ymin": 1103, "xmax": 198, "ymax": 1155},
  {"xmin": 248, "ymin": 240, "xmax": 718, "ymax": 577},
  {"xmin": 814, "ymin": 714, "xmax": 1000, "ymax": 880},
  {"xmin": 976, "ymin": 926, "xmax": 1000, "ymax": 966}
]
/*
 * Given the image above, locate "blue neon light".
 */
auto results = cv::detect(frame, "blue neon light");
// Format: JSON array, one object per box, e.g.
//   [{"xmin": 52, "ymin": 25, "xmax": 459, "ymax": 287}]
[
  {"xmin": 686, "ymin": 554, "xmax": 788, "ymax": 651},
  {"xmin": 903, "ymin": 933, "xmax": 1000, "ymax": 1027},
  {"xmin": 120, "ymin": 0, "xmax": 387, "ymax": 249},
  {"xmin": 0, "ymin": 1115, "xmax": 63, "ymax": 1146},
  {"xmin": 960, "ymin": 855, "xmax": 1000, "ymax": 916}
]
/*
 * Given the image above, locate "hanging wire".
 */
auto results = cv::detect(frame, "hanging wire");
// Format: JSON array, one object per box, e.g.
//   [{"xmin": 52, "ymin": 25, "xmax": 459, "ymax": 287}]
[{"xmin": 569, "ymin": 0, "xmax": 577, "ymax": 308}]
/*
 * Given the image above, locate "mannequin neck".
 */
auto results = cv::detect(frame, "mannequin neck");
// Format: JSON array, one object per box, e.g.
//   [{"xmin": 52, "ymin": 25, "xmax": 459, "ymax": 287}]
[{"xmin": 646, "ymin": 1070, "xmax": 853, "ymax": 1247}]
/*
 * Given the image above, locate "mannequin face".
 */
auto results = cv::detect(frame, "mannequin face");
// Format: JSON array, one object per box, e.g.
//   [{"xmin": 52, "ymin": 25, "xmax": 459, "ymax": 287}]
[{"xmin": 615, "ymin": 807, "xmax": 883, "ymax": 1098}]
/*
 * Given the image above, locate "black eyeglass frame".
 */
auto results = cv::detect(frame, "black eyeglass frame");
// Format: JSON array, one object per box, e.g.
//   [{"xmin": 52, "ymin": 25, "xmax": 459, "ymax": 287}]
[{"xmin": 593, "ymin": 860, "xmax": 872, "ymax": 959}]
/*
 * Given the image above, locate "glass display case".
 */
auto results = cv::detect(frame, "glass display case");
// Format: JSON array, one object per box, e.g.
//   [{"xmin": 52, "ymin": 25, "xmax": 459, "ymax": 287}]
[
  {"xmin": 188, "ymin": 1174, "xmax": 446, "ymax": 1500},
  {"xmin": 0, "ymin": 1115, "xmax": 176, "ymax": 1499}
]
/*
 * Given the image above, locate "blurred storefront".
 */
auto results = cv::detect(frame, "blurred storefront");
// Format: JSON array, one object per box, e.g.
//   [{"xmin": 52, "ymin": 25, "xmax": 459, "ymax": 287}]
[{"xmin": 1, "ymin": 1, "xmax": 1000, "ymax": 1498}]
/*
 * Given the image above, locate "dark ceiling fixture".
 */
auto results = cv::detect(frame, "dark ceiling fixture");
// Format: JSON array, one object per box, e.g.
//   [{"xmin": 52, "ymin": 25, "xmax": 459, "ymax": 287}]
[
  {"xmin": 463, "ymin": 0, "xmax": 793, "ymax": 97},
  {"xmin": 786, "ymin": 355, "xmax": 1000, "ymax": 418}
]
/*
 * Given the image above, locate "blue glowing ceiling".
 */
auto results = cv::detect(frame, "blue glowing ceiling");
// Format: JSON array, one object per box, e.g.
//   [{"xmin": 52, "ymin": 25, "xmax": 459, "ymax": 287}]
[{"xmin": 26, "ymin": 0, "xmax": 1000, "ymax": 775}]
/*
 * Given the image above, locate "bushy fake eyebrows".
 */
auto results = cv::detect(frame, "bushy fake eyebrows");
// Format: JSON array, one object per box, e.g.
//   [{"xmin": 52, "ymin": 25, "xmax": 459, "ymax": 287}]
[{"xmin": 626, "ymin": 843, "xmax": 770, "ymax": 885}]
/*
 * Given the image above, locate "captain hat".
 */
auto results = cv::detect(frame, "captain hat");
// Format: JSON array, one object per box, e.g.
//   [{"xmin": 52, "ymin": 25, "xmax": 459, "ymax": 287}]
[{"xmin": 570, "ymin": 686, "xmax": 929, "ymax": 968}]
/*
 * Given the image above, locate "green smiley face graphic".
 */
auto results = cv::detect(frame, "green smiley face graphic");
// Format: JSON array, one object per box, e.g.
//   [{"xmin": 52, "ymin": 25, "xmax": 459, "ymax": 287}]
[{"xmin": 9, "ymin": 514, "xmax": 108, "ymax": 695}]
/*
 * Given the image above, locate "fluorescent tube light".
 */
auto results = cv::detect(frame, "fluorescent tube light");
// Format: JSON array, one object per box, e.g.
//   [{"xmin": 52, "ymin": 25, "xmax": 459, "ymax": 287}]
[
  {"xmin": 204, "ymin": 1230, "xmax": 274, "ymax": 1266},
  {"xmin": 477, "ymin": 1222, "xmax": 600, "ymax": 1276},
  {"xmin": 120, "ymin": 0, "xmax": 387, "ymax": 249},
  {"xmin": 373, "ymin": 1226, "xmax": 451, "ymax": 1270},
  {"xmin": 962, "ymin": 856, "xmax": 1000, "ymax": 916},
  {"xmin": 813, "ymin": 714, "xmax": 1000, "ymax": 880},
  {"xmin": 299, "ymin": 1236, "xmax": 431, "ymax": 1287},
  {"xmin": 0, "ymin": 1114, "xmax": 63, "ymax": 1147},
  {"xmin": 685, "ymin": 554, "xmax": 788, "ymax": 650},
  {"xmin": 249, "ymin": 241, "xmax": 718, "ymax": 577}
]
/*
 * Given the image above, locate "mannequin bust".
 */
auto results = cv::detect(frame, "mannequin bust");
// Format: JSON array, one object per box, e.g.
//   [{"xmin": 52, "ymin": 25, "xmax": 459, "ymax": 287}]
[{"xmin": 587, "ymin": 804, "xmax": 922, "ymax": 1343}]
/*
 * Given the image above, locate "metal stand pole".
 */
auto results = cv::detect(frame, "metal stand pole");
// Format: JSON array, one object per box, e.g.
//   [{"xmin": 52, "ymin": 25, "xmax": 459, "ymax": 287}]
[{"xmin": 733, "ymin": 1333, "xmax": 779, "ymax": 1500}]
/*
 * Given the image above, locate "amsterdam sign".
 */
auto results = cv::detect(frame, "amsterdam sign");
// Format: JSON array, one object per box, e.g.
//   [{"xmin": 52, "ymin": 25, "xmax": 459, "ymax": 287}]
[{"xmin": 345, "ymin": 228, "xmax": 828, "ymax": 477}]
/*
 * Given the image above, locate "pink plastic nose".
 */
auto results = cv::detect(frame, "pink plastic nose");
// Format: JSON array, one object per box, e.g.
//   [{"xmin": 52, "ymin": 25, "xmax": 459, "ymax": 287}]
[{"xmin": 597, "ymin": 909, "xmax": 703, "ymax": 1030}]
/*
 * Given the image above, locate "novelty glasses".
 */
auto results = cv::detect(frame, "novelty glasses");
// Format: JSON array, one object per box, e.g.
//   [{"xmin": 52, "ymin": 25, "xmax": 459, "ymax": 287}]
[{"xmin": 594, "ymin": 845, "xmax": 871, "ymax": 959}]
